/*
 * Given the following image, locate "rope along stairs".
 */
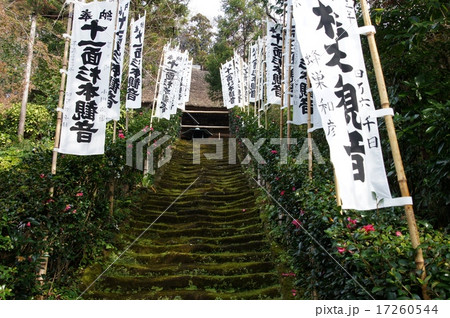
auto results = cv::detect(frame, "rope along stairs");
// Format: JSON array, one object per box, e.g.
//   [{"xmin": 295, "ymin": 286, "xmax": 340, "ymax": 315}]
[{"xmin": 81, "ymin": 140, "xmax": 281, "ymax": 299}]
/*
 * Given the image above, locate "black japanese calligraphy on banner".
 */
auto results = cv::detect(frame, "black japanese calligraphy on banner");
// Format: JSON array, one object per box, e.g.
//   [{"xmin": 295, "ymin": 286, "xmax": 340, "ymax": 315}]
[
  {"xmin": 293, "ymin": 0, "xmax": 394, "ymax": 211},
  {"xmin": 242, "ymin": 60, "xmax": 249, "ymax": 106},
  {"xmin": 221, "ymin": 60, "xmax": 237, "ymax": 109},
  {"xmin": 258, "ymin": 37, "xmax": 265, "ymax": 103},
  {"xmin": 155, "ymin": 48, "xmax": 185, "ymax": 119},
  {"xmin": 233, "ymin": 53, "xmax": 244, "ymax": 107},
  {"xmin": 59, "ymin": 1, "xmax": 116, "ymax": 155},
  {"xmin": 106, "ymin": 0, "xmax": 130, "ymax": 121},
  {"xmin": 126, "ymin": 15, "xmax": 146, "ymax": 109},
  {"xmin": 248, "ymin": 43, "xmax": 258, "ymax": 103},
  {"xmin": 181, "ymin": 58, "xmax": 193, "ymax": 108},
  {"xmin": 266, "ymin": 20, "xmax": 282, "ymax": 105},
  {"xmin": 220, "ymin": 66, "xmax": 231, "ymax": 108}
]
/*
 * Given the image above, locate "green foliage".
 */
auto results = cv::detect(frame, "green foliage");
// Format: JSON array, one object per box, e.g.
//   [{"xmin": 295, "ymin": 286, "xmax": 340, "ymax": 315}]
[
  {"xmin": 205, "ymin": 0, "xmax": 266, "ymax": 101},
  {"xmin": 180, "ymin": 13, "xmax": 214, "ymax": 68},
  {"xmin": 205, "ymin": 40, "xmax": 234, "ymax": 101},
  {"xmin": 0, "ymin": 108, "xmax": 180, "ymax": 299},
  {"xmin": 0, "ymin": 103, "xmax": 55, "ymax": 146},
  {"xmin": 366, "ymin": 0, "xmax": 449, "ymax": 225},
  {"xmin": 231, "ymin": 107, "xmax": 449, "ymax": 299}
]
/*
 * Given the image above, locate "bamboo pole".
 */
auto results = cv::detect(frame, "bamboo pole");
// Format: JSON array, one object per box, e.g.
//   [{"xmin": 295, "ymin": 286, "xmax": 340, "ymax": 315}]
[
  {"xmin": 254, "ymin": 45, "xmax": 259, "ymax": 119},
  {"xmin": 359, "ymin": 0, "xmax": 429, "ymax": 299},
  {"xmin": 44, "ymin": 3, "xmax": 74, "ymax": 291},
  {"xmin": 51, "ymin": 3, "xmax": 74, "ymax": 186},
  {"xmin": 263, "ymin": 44, "xmax": 268, "ymax": 130},
  {"xmin": 151, "ymin": 48, "xmax": 165, "ymax": 125},
  {"xmin": 333, "ymin": 169, "xmax": 342, "ymax": 207},
  {"xmin": 247, "ymin": 45, "xmax": 251, "ymax": 115},
  {"xmin": 306, "ymin": 76, "xmax": 313, "ymax": 180},
  {"xmin": 144, "ymin": 48, "xmax": 165, "ymax": 176},
  {"xmin": 286, "ymin": 4, "xmax": 293, "ymax": 148},
  {"xmin": 255, "ymin": 44, "xmax": 261, "ymax": 124},
  {"xmin": 279, "ymin": 1, "xmax": 287, "ymax": 140},
  {"xmin": 110, "ymin": 0, "xmax": 121, "ymax": 145},
  {"xmin": 18, "ymin": 14, "xmax": 37, "ymax": 142}
]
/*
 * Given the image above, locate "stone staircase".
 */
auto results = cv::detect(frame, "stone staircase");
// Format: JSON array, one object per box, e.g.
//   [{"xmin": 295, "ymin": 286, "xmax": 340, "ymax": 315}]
[{"xmin": 82, "ymin": 140, "xmax": 281, "ymax": 299}]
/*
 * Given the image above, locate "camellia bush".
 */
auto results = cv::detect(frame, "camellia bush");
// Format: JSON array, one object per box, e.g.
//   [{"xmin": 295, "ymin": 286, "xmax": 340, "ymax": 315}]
[
  {"xmin": 230, "ymin": 107, "xmax": 449, "ymax": 300},
  {"xmin": 0, "ymin": 107, "xmax": 181, "ymax": 299}
]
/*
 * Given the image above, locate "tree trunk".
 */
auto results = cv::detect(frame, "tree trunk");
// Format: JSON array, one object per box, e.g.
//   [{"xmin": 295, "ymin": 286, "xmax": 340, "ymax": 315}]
[{"xmin": 18, "ymin": 14, "xmax": 37, "ymax": 142}]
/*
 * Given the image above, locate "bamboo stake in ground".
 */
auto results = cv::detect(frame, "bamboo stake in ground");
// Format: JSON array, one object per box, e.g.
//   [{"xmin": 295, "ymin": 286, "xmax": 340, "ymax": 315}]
[
  {"xmin": 262, "ymin": 45, "xmax": 268, "ymax": 130},
  {"xmin": 255, "ymin": 44, "xmax": 261, "ymax": 125},
  {"xmin": 306, "ymin": 76, "xmax": 313, "ymax": 180},
  {"xmin": 359, "ymin": 0, "xmax": 429, "ymax": 299},
  {"xmin": 286, "ymin": 4, "xmax": 293, "ymax": 148},
  {"xmin": 18, "ymin": 14, "xmax": 37, "ymax": 142},
  {"xmin": 51, "ymin": 3, "xmax": 74, "ymax": 188},
  {"xmin": 144, "ymin": 48, "xmax": 165, "ymax": 175},
  {"xmin": 45, "ymin": 3, "xmax": 74, "ymax": 290},
  {"xmin": 279, "ymin": 1, "xmax": 287, "ymax": 141}
]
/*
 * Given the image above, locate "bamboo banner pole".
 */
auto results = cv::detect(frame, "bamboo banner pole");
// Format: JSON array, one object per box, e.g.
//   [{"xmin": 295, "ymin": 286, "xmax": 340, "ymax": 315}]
[
  {"xmin": 255, "ymin": 44, "xmax": 261, "ymax": 124},
  {"xmin": 43, "ymin": 2, "xmax": 74, "ymax": 291},
  {"xmin": 51, "ymin": 3, "xmax": 74, "ymax": 180},
  {"xmin": 239, "ymin": 54, "xmax": 245, "ymax": 110},
  {"xmin": 145, "ymin": 48, "xmax": 165, "ymax": 176},
  {"xmin": 110, "ymin": 0, "xmax": 121, "ymax": 145},
  {"xmin": 359, "ymin": 0, "xmax": 428, "ymax": 299},
  {"xmin": 108, "ymin": 0, "xmax": 122, "ymax": 218},
  {"xmin": 286, "ymin": 4, "xmax": 293, "ymax": 148},
  {"xmin": 279, "ymin": 1, "xmax": 287, "ymax": 141},
  {"xmin": 247, "ymin": 45, "xmax": 251, "ymax": 115},
  {"xmin": 151, "ymin": 48, "xmax": 165, "ymax": 126},
  {"xmin": 254, "ymin": 45, "xmax": 259, "ymax": 119},
  {"xmin": 263, "ymin": 44, "xmax": 268, "ymax": 130},
  {"xmin": 306, "ymin": 76, "xmax": 313, "ymax": 180}
]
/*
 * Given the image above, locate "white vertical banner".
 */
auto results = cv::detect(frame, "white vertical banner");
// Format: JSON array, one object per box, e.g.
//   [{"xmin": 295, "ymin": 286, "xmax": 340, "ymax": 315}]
[
  {"xmin": 283, "ymin": 2, "xmax": 295, "ymax": 109},
  {"xmin": 242, "ymin": 60, "xmax": 249, "ymax": 106},
  {"xmin": 176, "ymin": 53, "xmax": 189, "ymax": 110},
  {"xmin": 293, "ymin": 0, "xmax": 402, "ymax": 210},
  {"xmin": 266, "ymin": 20, "xmax": 283, "ymax": 105},
  {"xmin": 106, "ymin": 0, "xmax": 130, "ymax": 121},
  {"xmin": 155, "ymin": 49, "xmax": 185, "ymax": 119},
  {"xmin": 220, "ymin": 66, "xmax": 230, "ymax": 108},
  {"xmin": 170, "ymin": 51, "xmax": 187, "ymax": 115},
  {"xmin": 258, "ymin": 37, "xmax": 265, "ymax": 103},
  {"xmin": 59, "ymin": 1, "xmax": 116, "ymax": 155},
  {"xmin": 249, "ymin": 43, "xmax": 258, "ymax": 103},
  {"xmin": 233, "ymin": 52, "xmax": 243, "ymax": 107},
  {"xmin": 183, "ymin": 59, "xmax": 193, "ymax": 104},
  {"xmin": 222, "ymin": 60, "xmax": 237, "ymax": 109},
  {"xmin": 126, "ymin": 14, "xmax": 146, "ymax": 109}
]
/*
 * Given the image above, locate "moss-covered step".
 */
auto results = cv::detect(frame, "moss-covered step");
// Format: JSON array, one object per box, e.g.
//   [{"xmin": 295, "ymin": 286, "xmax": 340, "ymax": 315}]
[{"xmin": 81, "ymin": 139, "xmax": 281, "ymax": 299}]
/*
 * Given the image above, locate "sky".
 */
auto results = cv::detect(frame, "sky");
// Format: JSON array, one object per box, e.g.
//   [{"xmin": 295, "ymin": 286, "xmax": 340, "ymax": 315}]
[{"xmin": 188, "ymin": 0, "xmax": 223, "ymax": 23}]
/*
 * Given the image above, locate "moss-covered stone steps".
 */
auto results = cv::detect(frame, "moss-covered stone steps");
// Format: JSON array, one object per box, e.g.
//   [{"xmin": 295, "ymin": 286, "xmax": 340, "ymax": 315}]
[
  {"xmin": 123, "ymin": 240, "xmax": 269, "ymax": 254},
  {"xmin": 94, "ymin": 272, "xmax": 278, "ymax": 292},
  {"xmin": 125, "ymin": 223, "xmax": 263, "ymax": 239},
  {"xmin": 86, "ymin": 285, "xmax": 280, "ymax": 300},
  {"xmin": 109, "ymin": 261, "xmax": 276, "ymax": 277},
  {"xmin": 82, "ymin": 139, "xmax": 281, "ymax": 299},
  {"xmin": 119, "ymin": 232, "xmax": 267, "ymax": 246}
]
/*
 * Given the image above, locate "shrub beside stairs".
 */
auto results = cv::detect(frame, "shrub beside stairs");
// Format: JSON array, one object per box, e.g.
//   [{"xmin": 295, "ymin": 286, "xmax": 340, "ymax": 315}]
[{"xmin": 81, "ymin": 140, "xmax": 282, "ymax": 299}]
